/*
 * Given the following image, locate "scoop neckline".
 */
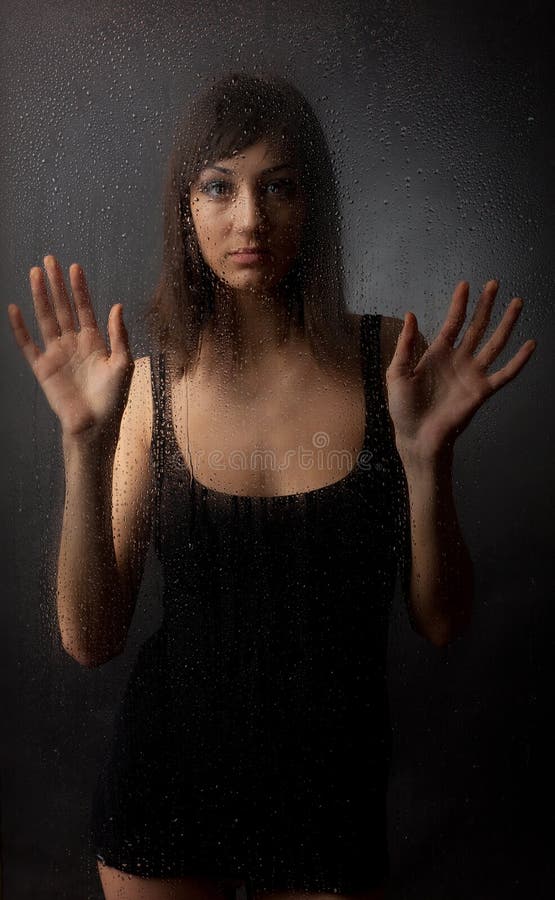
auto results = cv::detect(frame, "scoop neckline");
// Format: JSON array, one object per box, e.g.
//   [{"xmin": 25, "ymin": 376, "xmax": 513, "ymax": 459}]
[
  {"xmin": 176, "ymin": 448, "xmax": 364, "ymax": 502},
  {"xmin": 165, "ymin": 312, "xmax": 374, "ymax": 502}
]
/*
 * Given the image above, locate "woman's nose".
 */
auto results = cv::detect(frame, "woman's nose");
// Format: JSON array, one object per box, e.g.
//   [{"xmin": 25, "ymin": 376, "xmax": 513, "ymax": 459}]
[{"xmin": 232, "ymin": 190, "xmax": 267, "ymax": 228}]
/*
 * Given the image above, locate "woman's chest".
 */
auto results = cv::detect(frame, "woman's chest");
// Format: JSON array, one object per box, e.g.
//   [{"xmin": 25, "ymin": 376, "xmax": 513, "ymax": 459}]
[{"xmin": 169, "ymin": 365, "xmax": 367, "ymax": 497}]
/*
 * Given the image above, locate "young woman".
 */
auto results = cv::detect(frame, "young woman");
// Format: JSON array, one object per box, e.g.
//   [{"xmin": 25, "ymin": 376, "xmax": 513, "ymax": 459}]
[{"xmin": 7, "ymin": 73, "xmax": 536, "ymax": 900}]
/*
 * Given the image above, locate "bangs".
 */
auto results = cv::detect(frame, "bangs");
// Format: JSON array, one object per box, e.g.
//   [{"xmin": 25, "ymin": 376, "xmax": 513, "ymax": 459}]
[
  {"xmin": 183, "ymin": 74, "xmax": 311, "ymax": 187},
  {"xmin": 200, "ymin": 127, "xmax": 299, "ymax": 173}
]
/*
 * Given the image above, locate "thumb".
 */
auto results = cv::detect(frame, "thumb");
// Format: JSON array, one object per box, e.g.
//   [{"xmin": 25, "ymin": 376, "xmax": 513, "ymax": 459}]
[
  {"xmin": 388, "ymin": 312, "xmax": 417, "ymax": 378},
  {"xmin": 108, "ymin": 303, "xmax": 132, "ymax": 361}
]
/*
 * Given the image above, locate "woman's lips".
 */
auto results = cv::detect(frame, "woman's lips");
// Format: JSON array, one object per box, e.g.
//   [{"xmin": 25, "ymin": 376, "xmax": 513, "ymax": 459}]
[{"xmin": 230, "ymin": 250, "xmax": 270, "ymax": 264}]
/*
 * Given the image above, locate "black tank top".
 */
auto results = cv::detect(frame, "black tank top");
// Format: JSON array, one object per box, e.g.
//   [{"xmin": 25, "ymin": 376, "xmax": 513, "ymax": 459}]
[{"xmin": 90, "ymin": 311, "xmax": 412, "ymax": 892}]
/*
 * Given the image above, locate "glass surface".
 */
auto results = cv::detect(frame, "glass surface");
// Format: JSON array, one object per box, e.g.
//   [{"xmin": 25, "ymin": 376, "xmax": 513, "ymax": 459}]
[{"xmin": 1, "ymin": 1, "xmax": 551, "ymax": 898}]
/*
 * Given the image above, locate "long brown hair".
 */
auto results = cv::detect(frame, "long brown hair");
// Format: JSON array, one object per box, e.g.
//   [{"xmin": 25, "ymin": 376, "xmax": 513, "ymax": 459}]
[{"xmin": 144, "ymin": 70, "xmax": 357, "ymax": 378}]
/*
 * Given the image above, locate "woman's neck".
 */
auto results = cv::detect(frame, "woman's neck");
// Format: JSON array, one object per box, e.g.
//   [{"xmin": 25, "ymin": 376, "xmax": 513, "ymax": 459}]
[{"xmin": 204, "ymin": 285, "xmax": 307, "ymax": 369}]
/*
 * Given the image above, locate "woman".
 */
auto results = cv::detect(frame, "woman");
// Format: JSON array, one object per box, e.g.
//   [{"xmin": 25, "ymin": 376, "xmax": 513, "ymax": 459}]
[{"xmin": 7, "ymin": 72, "xmax": 536, "ymax": 900}]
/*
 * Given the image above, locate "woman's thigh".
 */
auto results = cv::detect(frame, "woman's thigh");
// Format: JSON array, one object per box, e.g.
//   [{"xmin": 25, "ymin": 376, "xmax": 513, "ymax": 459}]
[
  {"xmin": 97, "ymin": 861, "xmax": 245, "ymax": 900},
  {"xmin": 97, "ymin": 862, "xmax": 386, "ymax": 900},
  {"xmin": 252, "ymin": 885, "xmax": 386, "ymax": 900}
]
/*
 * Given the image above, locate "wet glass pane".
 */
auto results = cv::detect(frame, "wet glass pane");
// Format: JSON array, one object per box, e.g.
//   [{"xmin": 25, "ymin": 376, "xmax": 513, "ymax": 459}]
[{"xmin": 1, "ymin": 1, "xmax": 552, "ymax": 898}]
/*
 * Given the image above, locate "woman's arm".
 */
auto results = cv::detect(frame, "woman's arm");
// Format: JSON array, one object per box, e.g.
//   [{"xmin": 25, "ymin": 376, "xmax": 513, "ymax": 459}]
[
  {"xmin": 57, "ymin": 357, "xmax": 154, "ymax": 667},
  {"xmin": 9, "ymin": 259, "xmax": 155, "ymax": 667},
  {"xmin": 382, "ymin": 315, "xmax": 473, "ymax": 646},
  {"xmin": 381, "ymin": 315, "xmax": 472, "ymax": 646},
  {"xmin": 398, "ymin": 446, "xmax": 473, "ymax": 647},
  {"xmin": 58, "ymin": 437, "xmax": 127, "ymax": 667},
  {"xmin": 383, "ymin": 281, "xmax": 536, "ymax": 648}
]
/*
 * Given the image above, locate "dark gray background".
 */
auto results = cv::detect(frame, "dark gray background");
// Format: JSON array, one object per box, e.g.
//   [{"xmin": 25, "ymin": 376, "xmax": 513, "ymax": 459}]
[{"xmin": 1, "ymin": 0, "xmax": 553, "ymax": 897}]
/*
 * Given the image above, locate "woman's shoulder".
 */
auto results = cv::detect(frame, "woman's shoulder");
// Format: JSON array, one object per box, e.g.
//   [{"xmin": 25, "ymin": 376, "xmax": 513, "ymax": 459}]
[
  {"xmin": 132, "ymin": 355, "xmax": 154, "ymax": 393},
  {"xmin": 122, "ymin": 355, "xmax": 154, "ymax": 450}
]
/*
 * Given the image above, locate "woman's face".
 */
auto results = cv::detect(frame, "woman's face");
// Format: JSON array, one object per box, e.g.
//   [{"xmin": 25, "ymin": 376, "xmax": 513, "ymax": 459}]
[{"xmin": 189, "ymin": 141, "xmax": 307, "ymax": 295}]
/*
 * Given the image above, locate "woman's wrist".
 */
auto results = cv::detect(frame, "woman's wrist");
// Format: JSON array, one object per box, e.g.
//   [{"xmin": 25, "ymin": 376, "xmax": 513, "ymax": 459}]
[
  {"xmin": 62, "ymin": 429, "xmax": 119, "ymax": 472},
  {"xmin": 395, "ymin": 438, "xmax": 454, "ymax": 475},
  {"xmin": 62, "ymin": 426, "xmax": 118, "ymax": 452}
]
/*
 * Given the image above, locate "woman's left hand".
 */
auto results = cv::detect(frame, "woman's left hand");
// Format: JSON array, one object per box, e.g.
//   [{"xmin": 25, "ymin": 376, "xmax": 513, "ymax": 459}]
[{"xmin": 386, "ymin": 279, "xmax": 537, "ymax": 461}]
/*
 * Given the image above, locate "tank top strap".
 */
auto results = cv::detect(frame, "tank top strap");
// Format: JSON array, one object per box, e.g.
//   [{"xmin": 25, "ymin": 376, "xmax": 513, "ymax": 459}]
[
  {"xmin": 360, "ymin": 312, "xmax": 392, "ymax": 447},
  {"xmin": 149, "ymin": 352, "xmax": 168, "ymax": 473},
  {"xmin": 149, "ymin": 352, "xmax": 174, "ymax": 551},
  {"xmin": 150, "ymin": 351, "xmax": 194, "ymax": 489},
  {"xmin": 360, "ymin": 313, "xmax": 413, "ymax": 616}
]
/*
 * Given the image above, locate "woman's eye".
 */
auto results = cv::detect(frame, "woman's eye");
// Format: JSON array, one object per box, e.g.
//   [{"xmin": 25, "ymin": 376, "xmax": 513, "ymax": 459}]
[
  {"xmin": 266, "ymin": 178, "xmax": 296, "ymax": 195},
  {"xmin": 200, "ymin": 180, "xmax": 231, "ymax": 197},
  {"xmin": 199, "ymin": 178, "xmax": 296, "ymax": 199}
]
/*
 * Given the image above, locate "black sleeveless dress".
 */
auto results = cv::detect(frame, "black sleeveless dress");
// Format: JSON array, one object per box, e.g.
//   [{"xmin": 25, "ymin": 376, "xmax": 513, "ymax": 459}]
[{"xmin": 90, "ymin": 313, "xmax": 412, "ymax": 894}]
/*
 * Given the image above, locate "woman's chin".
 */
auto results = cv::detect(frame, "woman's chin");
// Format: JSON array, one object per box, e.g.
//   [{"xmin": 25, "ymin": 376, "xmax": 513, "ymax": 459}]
[{"xmin": 216, "ymin": 273, "xmax": 282, "ymax": 295}]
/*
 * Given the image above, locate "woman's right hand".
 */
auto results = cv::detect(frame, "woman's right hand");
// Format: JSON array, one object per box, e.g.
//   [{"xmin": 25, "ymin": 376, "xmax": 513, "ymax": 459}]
[{"xmin": 7, "ymin": 255, "xmax": 134, "ymax": 446}]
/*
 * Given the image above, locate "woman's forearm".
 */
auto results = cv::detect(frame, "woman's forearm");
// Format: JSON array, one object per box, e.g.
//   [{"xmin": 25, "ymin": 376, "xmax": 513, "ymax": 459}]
[
  {"xmin": 397, "ymin": 445, "xmax": 474, "ymax": 647},
  {"xmin": 57, "ymin": 435, "xmax": 132, "ymax": 667}
]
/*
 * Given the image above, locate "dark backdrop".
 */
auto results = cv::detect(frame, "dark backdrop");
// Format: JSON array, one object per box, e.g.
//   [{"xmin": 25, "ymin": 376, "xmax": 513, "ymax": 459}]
[{"xmin": 1, "ymin": 1, "xmax": 553, "ymax": 897}]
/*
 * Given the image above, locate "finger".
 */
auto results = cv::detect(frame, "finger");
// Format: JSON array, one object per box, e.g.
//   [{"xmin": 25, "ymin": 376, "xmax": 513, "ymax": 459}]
[
  {"xmin": 458, "ymin": 279, "xmax": 499, "ymax": 354},
  {"xmin": 7, "ymin": 303, "xmax": 41, "ymax": 368},
  {"xmin": 486, "ymin": 338, "xmax": 537, "ymax": 393},
  {"xmin": 387, "ymin": 311, "xmax": 417, "ymax": 377},
  {"xmin": 68, "ymin": 262, "xmax": 99, "ymax": 331},
  {"xmin": 438, "ymin": 281, "xmax": 470, "ymax": 347},
  {"xmin": 43, "ymin": 255, "xmax": 77, "ymax": 334},
  {"xmin": 107, "ymin": 304, "xmax": 132, "ymax": 361},
  {"xmin": 475, "ymin": 297, "xmax": 525, "ymax": 370},
  {"xmin": 29, "ymin": 265, "xmax": 61, "ymax": 345}
]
